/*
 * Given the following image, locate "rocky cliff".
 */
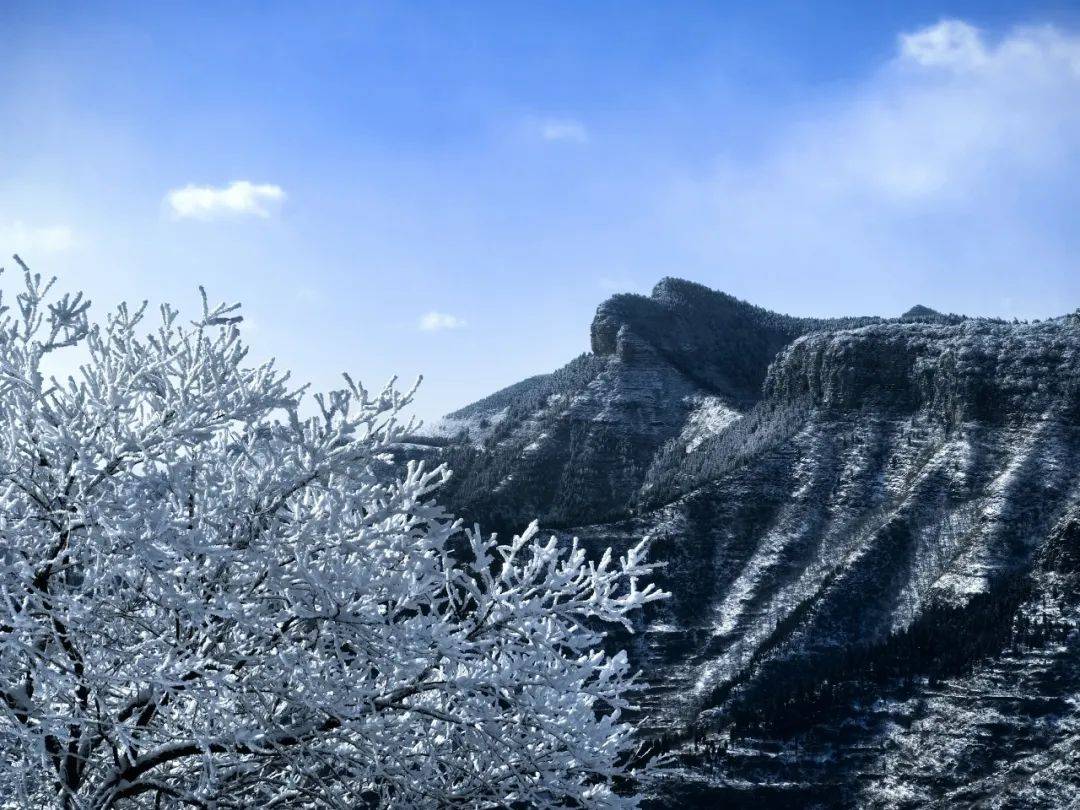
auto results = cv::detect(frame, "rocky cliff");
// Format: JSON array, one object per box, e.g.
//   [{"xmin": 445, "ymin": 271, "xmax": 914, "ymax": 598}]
[
  {"xmin": 417, "ymin": 278, "xmax": 876, "ymax": 533},
  {"xmin": 417, "ymin": 282, "xmax": 1080, "ymax": 807}
]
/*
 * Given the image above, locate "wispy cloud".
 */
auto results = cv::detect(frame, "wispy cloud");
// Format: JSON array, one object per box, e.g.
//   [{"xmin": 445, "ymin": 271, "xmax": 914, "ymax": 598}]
[
  {"xmin": 899, "ymin": 18, "xmax": 989, "ymax": 71},
  {"xmin": 418, "ymin": 311, "xmax": 466, "ymax": 332},
  {"xmin": 743, "ymin": 19, "xmax": 1080, "ymax": 203},
  {"xmin": 539, "ymin": 118, "xmax": 589, "ymax": 144},
  {"xmin": 166, "ymin": 181, "xmax": 285, "ymax": 220},
  {"xmin": 667, "ymin": 19, "xmax": 1080, "ymax": 307},
  {"xmin": 849, "ymin": 19, "xmax": 1080, "ymax": 201},
  {"xmin": 0, "ymin": 221, "xmax": 74, "ymax": 254}
]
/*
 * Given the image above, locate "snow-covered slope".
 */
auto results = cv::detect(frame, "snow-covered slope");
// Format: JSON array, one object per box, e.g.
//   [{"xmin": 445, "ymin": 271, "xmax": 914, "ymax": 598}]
[
  {"xmin": 419, "ymin": 281, "xmax": 1080, "ymax": 807},
  {"xmin": 429, "ymin": 278, "xmax": 874, "ymax": 533}
]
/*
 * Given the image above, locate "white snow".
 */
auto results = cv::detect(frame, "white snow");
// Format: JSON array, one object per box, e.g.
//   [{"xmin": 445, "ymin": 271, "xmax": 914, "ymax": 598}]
[
  {"xmin": 680, "ymin": 396, "xmax": 741, "ymax": 453},
  {"xmin": 419, "ymin": 406, "xmax": 508, "ymax": 445}
]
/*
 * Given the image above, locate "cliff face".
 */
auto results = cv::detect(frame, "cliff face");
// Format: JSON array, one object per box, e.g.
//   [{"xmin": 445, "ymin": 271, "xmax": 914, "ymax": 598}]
[
  {"xmin": 591, "ymin": 278, "xmax": 879, "ymax": 404},
  {"xmin": 767, "ymin": 320, "xmax": 1080, "ymax": 421},
  {"xmin": 421, "ymin": 329, "xmax": 707, "ymax": 531},
  {"xmin": 421, "ymin": 282, "xmax": 1080, "ymax": 807}
]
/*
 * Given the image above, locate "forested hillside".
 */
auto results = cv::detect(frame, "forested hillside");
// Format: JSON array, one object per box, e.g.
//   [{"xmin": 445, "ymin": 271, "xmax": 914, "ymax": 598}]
[{"xmin": 417, "ymin": 279, "xmax": 1080, "ymax": 807}]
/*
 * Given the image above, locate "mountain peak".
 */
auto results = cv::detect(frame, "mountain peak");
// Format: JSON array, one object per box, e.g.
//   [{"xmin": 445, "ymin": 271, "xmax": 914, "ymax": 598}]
[
  {"xmin": 591, "ymin": 278, "xmax": 881, "ymax": 403},
  {"xmin": 901, "ymin": 304, "xmax": 942, "ymax": 320}
]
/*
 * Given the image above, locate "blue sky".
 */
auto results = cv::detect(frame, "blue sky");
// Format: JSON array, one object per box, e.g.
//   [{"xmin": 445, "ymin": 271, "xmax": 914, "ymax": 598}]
[{"xmin": 3, "ymin": 2, "xmax": 1080, "ymax": 421}]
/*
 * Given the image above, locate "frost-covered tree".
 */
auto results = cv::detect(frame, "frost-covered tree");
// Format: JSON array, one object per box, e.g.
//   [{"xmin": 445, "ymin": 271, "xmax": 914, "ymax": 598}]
[{"xmin": 0, "ymin": 258, "xmax": 666, "ymax": 809}]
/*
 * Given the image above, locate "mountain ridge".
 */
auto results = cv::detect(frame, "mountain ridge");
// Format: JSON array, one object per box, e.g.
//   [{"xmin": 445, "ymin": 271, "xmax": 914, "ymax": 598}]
[
  {"xmin": 413, "ymin": 278, "xmax": 1080, "ymax": 807},
  {"xmin": 419, "ymin": 278, "xmax": 884, "ymax": 533}
]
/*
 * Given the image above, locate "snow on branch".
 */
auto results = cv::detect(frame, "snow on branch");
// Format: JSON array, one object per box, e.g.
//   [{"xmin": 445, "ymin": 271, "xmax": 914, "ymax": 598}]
[{"xmin": 0, "ymin": 258, "xmax": 668, "ymax": 808}]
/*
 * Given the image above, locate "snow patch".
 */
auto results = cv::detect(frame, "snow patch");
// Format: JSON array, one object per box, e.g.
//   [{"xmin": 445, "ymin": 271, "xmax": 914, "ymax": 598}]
[
  {"xmin": 680, "ymin": 396, "xmax": 741, "ymax": 453},
  {"xmin": 419, "ymin": 407, "xmax": 508, "ymax": 445}
]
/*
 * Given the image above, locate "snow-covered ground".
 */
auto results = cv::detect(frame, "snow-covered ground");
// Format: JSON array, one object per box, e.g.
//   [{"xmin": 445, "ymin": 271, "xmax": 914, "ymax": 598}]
[
  {"xmin": 416, "ymin": 406, "xmax": 508, "ymax": 445},
  {"xmin": 679, "ymin": 395, "xmax": 741, "ymax": 453}
]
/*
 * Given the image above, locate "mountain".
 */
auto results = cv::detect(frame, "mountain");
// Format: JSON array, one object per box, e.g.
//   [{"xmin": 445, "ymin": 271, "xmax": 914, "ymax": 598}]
[
  {"xmin": 413, "ymin": 278, "xmax": 878, "ymax": 534},
  {"xmin": 413, "ymin": 280, "xmax": 1080, "ymax": 807}
]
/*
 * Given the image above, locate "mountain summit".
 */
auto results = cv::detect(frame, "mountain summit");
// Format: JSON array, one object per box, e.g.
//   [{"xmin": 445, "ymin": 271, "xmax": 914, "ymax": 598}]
[{"xmin": 901, "ymin": 303, "xmax": 942, "ymax": 319}]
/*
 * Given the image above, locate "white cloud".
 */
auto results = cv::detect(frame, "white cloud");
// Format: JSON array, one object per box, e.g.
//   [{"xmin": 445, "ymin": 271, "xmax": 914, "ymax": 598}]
[
  {"xmin": 418, "ymin": 311, "xmax": 466, "ymax": 332},
  {"xmin": 0, "ymin": 221, "xmax": 74, "ymax": 255},
  {"xmin": 665, "ymin": 18, "xmax": 1080, "ymax": 308},
  {"xmin": 540, "ymin": 119, "xmax": 589, "ymax": 144},
  {"xmin": 797, "ymin": 20, "xmax": 1080, "ymax": 202},
  {"xmin": 899, "ymin": 19, "xmax": 988, "ymax": 71},
  {"xmin": 166, "ymin": 181, "xmax": 285, "ymax": 220}
]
